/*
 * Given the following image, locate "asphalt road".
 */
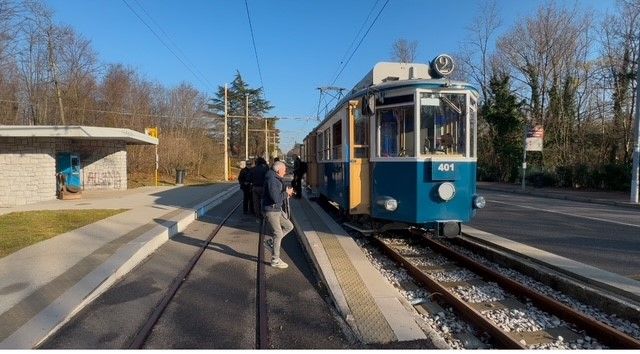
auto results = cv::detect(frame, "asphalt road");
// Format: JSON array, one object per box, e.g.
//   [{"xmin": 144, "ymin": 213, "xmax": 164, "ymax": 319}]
[{"xmin": 469, "ymin": 190, "xmax": 640, "ymax": 279}]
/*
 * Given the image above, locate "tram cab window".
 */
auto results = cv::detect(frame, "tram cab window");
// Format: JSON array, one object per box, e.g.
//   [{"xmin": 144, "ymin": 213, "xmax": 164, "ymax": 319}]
[
  {"xmin": 419, "ymin": 92, "xmax": 466, "ymax": 156},
  {"xmin": 376, "ymin": 105, "xmax": 415, "ymax": 157}
]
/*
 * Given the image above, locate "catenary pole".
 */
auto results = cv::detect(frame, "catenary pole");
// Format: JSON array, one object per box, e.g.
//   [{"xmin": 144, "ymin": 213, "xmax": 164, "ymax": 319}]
[
  {"xmin": 224, "ymin": 84, "xmax": 228, "ymax": 182},
  {"xmin": 631, "ymin": 45, "xmax": 640, "ymax": 204}
]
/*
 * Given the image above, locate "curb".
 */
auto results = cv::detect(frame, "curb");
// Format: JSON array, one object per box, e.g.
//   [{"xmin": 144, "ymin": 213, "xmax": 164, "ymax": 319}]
[
  {"xmin": 478, "ymin": 185, "xmax": 640, "ymax": 209},
  {"xmin": 1, "ymin": 185, "xmax": 239, "ymax": 349}
]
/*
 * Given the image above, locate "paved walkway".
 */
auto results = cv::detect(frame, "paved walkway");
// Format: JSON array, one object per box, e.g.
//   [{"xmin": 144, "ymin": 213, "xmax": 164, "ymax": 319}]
[
  {"xmin": 478, "ymin": 181, "xmax": 640, "ymax": 209},
  {"xmin": 0, "ymin": 183, "xmax": 238, "ymax": 348}
]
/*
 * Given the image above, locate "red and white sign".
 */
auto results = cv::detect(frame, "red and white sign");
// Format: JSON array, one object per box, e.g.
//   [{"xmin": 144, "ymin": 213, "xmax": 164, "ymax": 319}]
[{"xmin": 526, "ymin": 125, "xmax": 544, "ymax": 151}]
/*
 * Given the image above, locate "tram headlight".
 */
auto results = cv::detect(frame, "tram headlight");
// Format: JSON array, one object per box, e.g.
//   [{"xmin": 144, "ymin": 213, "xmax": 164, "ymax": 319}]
[
  {"xmin": 377, "ymin": 197, "xmax": 398, "ymax": 211},
  {"xmin": 473, "ymin": 195, "xmax": 486, "ymax": 209},
  {"xmin": 437, "ymin": 182, "xmax": 456, "ymax": 201},
  {"xmin": 384, "ymin": 199, "xmax": 398, "ymax": 211}
]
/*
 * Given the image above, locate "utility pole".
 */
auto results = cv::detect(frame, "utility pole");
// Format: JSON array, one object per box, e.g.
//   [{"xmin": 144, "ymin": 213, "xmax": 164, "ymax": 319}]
[
  {"xmin": 224, "ymin": 84, "xmax": 229, "ymax": 181},
  {"xmin": 264, "ymin": 118, "xmax": 268, "ymax": 160},
  {"xmin": 631, "ymin": 42, "xmax": 640, "ymax": 203},
  {"xmin": 47, "ymin": 26, "xmax": 66, "ymax": 125},
  {"xmin": 245, "ymin": 94, "xmax": 249, "ymax": 161}
]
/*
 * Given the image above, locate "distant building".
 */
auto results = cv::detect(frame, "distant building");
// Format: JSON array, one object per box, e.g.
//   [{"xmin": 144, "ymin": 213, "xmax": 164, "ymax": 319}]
[{"xmin": 0, "ymin": 125, "xmax": 157, "ymax": 207}]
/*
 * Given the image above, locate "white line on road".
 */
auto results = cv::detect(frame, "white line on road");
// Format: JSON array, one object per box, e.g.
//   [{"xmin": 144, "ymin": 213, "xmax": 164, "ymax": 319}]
[{"xmin": 490, "ymin": 200, "xmax": 640, "ymax": 228}]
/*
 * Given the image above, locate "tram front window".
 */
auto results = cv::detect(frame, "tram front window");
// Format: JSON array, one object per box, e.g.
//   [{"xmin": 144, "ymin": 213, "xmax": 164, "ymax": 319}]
[
  {"xmin": 376, "ymin": 105, "xmax": 415, "ymax": 157},
  {"xmin": 419, "ymin": 92, "xmax": 466, "ymax": 156}
]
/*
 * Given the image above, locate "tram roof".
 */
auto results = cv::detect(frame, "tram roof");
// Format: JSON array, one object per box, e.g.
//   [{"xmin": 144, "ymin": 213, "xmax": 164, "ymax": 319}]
[{"xmin": 306, "ymin": 78, "xmax": 478, "ymax": 138}]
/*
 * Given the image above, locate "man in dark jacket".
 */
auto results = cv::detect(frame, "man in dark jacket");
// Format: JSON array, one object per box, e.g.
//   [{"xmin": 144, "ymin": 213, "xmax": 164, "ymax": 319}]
[
  {"xmin": 238, "ymin": 160, "xmax": 253, "ymax": 214},
  {"xmin": 262, "ymin": 161, "xmax": 294, "ymax": 269},
  {"xmin": 251, "ymin": 157, "xmax": 269, "ymax": 219}
]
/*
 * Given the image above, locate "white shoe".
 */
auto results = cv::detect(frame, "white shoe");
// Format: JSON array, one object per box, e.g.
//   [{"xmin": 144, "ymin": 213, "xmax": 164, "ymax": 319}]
[{"xmin": 270, "ymin": 258, "xmax": 288, "ymax": 269}]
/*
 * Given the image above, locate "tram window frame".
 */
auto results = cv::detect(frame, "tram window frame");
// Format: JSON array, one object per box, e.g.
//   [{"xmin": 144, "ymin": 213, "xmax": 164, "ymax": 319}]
[
  {"xmin": 317, "ymin": 132, "xmax": 324, "ymax": 161},
  {"xmin": 375, "ymin": 104, "xmax": 415, "ymax": 158},
  {"xmin": 419, "ymin": 92, "xmax": 467, "ymax": 157},
  {"xmin": 323, "ymin": 127, "xmax": 331, "ymax": 160},
  {"xmin": 469, "ymin": 96, "xmax": 477, "ymax": 158},
  {"xmin": 332, "ymin": 120, "xmax": 342, "ymax": 159},
  {"xmin": 353, "ymin": 107, "xmax": 369, "ymax": 158}
]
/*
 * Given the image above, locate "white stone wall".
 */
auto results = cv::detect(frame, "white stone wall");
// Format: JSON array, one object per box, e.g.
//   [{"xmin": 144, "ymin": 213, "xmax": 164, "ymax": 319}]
[
  {"xmin": 0, "ymin": 138, "xmax": 57, "ymax": 207},
  {"xmin": 0, "ymin": 138, "xmax": 129, "ymax": 207},
  {"xmin": 74, "ymin": 140, "xmax": 127, "ymax": 191}
]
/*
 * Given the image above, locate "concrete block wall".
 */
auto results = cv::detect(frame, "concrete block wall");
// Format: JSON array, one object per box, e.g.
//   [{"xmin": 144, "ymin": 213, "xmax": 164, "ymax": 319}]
[
  {"xmin": 0, "ymin": 138, "xmax": 57, "ymax": 207},
  {"xmin": 0, "ymin": 138, "xmax": 129, "ymax": 207}
]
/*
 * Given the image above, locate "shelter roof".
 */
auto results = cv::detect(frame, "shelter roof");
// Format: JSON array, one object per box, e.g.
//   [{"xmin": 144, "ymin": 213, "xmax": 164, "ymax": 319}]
[{"xmin": 0, "ymin": 125, "xmax": 158, "ymax": 145}]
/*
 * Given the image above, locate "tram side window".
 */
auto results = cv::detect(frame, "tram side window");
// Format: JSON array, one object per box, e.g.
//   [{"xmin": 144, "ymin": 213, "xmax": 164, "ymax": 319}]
[
  {"xmin": 354, "ymin": 108, "xmax": 369, "ymax": 158},
  {"xmin": 317, "ymin": 132, "xmax": 324, "ymax": 161},
  {"xmin": 324, "ymin": 128, "xmax": 331, "ymax": 160},
  {"xmin": 332, "ymin": 121, "xmax": 342, "ymax": 159},
  {"xmin": 376, "ymin": 106, "xmax": 415, "ymax": 157}
]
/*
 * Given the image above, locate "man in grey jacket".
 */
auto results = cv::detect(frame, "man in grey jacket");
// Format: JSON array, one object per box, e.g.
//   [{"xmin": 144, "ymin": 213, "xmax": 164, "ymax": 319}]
[{"xmin": 262, "ymin": 161, "xmax": 294, "ymax": 269}]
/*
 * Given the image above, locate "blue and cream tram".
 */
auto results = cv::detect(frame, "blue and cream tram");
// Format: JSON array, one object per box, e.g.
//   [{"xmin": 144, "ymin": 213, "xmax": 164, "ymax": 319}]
[{"xmin": 302, "ymin": 55, "xmax": 485, "ymax": 237}]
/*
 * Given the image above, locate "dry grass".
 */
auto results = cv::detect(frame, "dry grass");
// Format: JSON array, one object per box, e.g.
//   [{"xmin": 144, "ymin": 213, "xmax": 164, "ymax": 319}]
[{"xmin": 0, "ymin": 209, "xmax": 127, "ymax": 258}]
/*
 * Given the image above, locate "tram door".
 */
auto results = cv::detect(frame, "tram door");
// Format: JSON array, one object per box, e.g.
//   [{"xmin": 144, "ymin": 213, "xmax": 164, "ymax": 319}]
[{"xmin": 348, "ymin": 100, "xmax": 370, "ymax": 214}]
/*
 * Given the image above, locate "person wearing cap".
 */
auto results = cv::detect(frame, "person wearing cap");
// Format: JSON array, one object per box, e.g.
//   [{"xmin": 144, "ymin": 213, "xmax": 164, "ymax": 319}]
[
  {"xmin": 262, "ymin": 160, "xmax": 294, "ymax": 269},
  {"xmin": 238, "ymin": 160, "xmax": 254, "ymax": 215}
]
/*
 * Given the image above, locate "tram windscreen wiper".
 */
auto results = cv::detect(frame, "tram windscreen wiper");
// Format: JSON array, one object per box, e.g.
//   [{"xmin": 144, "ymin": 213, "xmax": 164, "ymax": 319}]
[{"xmin": 440, "ymin": 95, "xmax": 461, "ymax": 114}]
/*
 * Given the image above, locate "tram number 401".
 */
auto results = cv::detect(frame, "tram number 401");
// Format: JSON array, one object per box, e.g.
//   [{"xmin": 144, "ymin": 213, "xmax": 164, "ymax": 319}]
[{"xmin": 437, "ymin": 163, "xmax": 455, "ymax": 172}]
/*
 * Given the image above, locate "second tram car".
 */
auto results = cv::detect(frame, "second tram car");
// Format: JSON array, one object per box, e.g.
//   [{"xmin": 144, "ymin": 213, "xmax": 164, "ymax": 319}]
[{"xmin": 302, "ymin": 55, "xmax": 485, "ymax": 237}]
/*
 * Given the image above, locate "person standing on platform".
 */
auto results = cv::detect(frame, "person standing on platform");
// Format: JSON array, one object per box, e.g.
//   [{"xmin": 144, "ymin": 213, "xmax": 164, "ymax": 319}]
[
  {"xmin": 292, "ymin": 155, "xmax": 305, "ymax": 199},
  {"xmin": 251, "ymin": 157, "xmax": 269, "ymax": 220},
  {"xmin": 238, "ymin": 160, "xmax": 254, "ymax": 215},
  {"xmin": 262, "ymin": 161, "xmax": 294, "ymax": 269}
]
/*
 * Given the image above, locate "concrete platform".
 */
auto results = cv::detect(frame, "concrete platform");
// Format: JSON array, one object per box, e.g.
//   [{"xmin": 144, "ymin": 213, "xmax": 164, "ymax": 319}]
[
  {"xmin": 289, "ymin": 196, "xmax": 432, "ymax": 345},
  {"xmin": 0, "ymin": 184, "xmax": 239, "ymax": 348}
]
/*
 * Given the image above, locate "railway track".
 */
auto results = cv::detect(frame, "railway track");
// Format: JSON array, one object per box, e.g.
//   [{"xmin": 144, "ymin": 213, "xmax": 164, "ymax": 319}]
[
  {"xmin": 124, "ymin": 202, "xmax": 271, "ymax": 349},
  {"xmin": 369, "ymin": 230, "xmax": 640, "ymax": 349}
]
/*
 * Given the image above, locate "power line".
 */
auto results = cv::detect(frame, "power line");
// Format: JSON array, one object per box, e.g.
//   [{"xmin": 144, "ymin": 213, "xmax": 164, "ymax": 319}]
[
  {"xmin": 121, "ymin": 0, "xmax": 216, "ymax": 93},
  {"xmin": 328, "ymin": 0, "xmax": 381, "ymax": 84},
  {"xmin": 131, "ymin": 0, "xmax": 216, "ymax": 92},
  {"xmin": 330, "ymin": 0, "xmax": 390, "ymax": 86},
  {"xmin": 244, "ymin": 0, "xmax": 266, "ymax": 95}
]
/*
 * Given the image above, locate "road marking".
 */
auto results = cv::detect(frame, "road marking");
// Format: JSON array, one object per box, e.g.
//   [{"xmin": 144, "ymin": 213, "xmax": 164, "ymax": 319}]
[{"xmin": 490, "ymin": 200, "xmax": 640, "ymax": 228}]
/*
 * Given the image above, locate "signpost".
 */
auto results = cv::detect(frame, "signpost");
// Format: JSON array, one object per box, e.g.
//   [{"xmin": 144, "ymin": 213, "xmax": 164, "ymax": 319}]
[
  {"xmin": 522, "ymin": 125, "xmax": 544, "ymax": 191},
  {"xmin": 145, "ymin": 127, "xmax": 159, "ymax": 186}
]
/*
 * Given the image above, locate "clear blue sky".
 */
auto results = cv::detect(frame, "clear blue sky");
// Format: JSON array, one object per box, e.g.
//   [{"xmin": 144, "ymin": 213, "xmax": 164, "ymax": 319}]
[{"xmin": 46, "ymin": 0, "xmax": 615, "ymax": 153}]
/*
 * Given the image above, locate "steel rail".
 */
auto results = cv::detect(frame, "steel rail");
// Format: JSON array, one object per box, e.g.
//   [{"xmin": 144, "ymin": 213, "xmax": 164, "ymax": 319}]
[
  {"xmin": 256, "ymin": 219, "xmax": 269, "ymax": 349},
  {"xmin": 125, "ymin": 201, "xmax": 241, "ymax": 349},
  {"xmin": 412, "ymin": 229, "xmax": 640, "ymax": 349},
  {"xmin": 371, "ymin": 236, "xmax": 526, "ymax": 349}
]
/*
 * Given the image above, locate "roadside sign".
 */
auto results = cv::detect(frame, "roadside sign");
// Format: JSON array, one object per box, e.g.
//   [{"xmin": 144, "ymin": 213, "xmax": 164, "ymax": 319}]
[
  {"xmin": 526, "ymin": 125, "xmax": 543, "ymax": 151},
  {"xmin": 145, "ymin": 127, "xmax": 158, "ymax": 139}
]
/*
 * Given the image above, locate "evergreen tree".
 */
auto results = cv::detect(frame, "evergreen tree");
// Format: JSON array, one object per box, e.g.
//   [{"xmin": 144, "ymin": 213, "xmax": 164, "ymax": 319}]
[
  {"xmin": 481, "ymin": 73, "xmax": 525, "ymax": 182},
  {"xmin": 208, "ymin": 71, "xmax": 274, "ymax": 157}
]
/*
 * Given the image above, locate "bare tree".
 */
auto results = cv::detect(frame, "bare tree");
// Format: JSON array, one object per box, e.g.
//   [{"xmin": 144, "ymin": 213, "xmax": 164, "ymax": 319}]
[
  {"xmin": 460, "ymin": 0, "xmax": 501, "ymax": 104},
  {"xmin": 497, "ymin": 2, "xmax": 592, "ymax": 167},
  {"xmin": 391, "ymin": 38, "xmax": 418, "ymax": 63}
]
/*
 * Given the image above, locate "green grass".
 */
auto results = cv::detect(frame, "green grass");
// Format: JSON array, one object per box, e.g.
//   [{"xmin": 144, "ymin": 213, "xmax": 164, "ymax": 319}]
[{"xmin": 0, "ymin": 209, "xmax": 127, "ymax": 259}]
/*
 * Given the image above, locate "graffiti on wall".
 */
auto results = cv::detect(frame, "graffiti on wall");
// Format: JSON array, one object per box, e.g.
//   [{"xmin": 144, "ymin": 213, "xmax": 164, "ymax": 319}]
[{"xmin": 86, "ymin": 171, "xmax": 122, "ymax": 189}]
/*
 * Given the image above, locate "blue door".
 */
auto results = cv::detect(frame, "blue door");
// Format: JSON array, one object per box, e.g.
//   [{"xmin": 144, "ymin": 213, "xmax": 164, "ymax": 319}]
[{"xmin": 56, "ymin": 153, "xmax": 82, "ymax": 190}]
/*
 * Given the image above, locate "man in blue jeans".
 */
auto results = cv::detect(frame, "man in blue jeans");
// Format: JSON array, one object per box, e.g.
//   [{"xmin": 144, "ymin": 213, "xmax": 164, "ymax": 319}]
[{"xmin": 262, "ymin": 161, "xmax": 294, "ymax": 269}]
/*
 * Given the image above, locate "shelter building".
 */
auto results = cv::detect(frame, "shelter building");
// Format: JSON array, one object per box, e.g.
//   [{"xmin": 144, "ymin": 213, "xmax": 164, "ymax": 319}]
[{"xmin": 0, "ymin": 125, "xmax": 158, "ymax": 207}]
